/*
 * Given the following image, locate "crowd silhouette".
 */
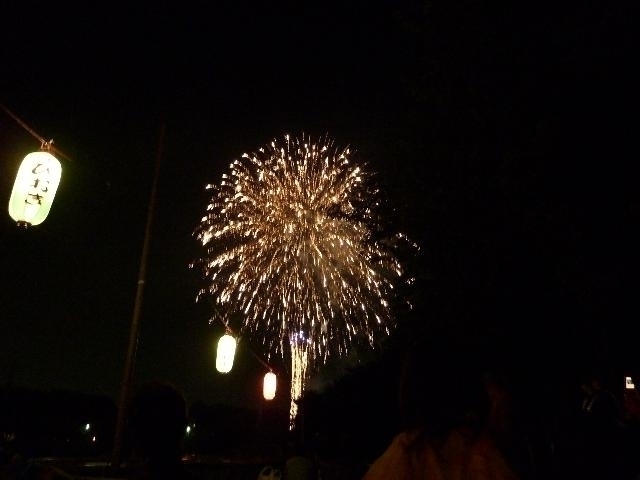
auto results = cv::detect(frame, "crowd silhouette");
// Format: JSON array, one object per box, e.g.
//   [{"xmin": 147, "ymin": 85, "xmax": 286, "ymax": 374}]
[{"xmin": 360, "ymin": 336, "xmax": 640, "ymax": 480}]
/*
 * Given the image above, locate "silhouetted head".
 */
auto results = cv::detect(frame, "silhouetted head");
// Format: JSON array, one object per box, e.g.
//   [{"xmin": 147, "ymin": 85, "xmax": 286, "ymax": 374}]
[
  {"xmin": 398, "ymin": 336, "xmax": 489, "ymax": 437},
  {"xmin": 129, "ymin": 381, "xmax": 187, "ymax": 462},
  {"xmin": 580, "ymin": 367, "xmax": 611, "ymax": 396}
]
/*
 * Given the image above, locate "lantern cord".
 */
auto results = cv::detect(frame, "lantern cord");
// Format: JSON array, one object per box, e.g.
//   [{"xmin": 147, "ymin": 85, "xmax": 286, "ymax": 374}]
[
  {"xmin": 1, "ymin": 102, "xmax": 72, "ymax": 162},
  {"xmin": 247, "ymin": 343, "xmax": 274, "ymax": 373}
]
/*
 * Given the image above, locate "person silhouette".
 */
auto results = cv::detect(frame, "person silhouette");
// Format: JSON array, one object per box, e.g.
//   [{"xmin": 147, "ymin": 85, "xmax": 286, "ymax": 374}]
[
  {"xmin": 284, "ymin": 439, "xmax": 316, "ymax": 480},
  {"xmin": 362, "ymin": 337, "xmax": 520, "ymax": 480},
  {"xmin": 576, "ymin": 370, "xmax": 626, "ymax": 479},
  {"xmin": 127, "ymin": 381, "xmax": 197, "ymax": 480}
]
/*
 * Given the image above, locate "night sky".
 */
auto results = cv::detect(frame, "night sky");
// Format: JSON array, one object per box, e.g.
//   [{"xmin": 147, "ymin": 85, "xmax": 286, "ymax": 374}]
[{"xmin": 1, "ymin": 0, "xmax": 637, "ymax": 410}]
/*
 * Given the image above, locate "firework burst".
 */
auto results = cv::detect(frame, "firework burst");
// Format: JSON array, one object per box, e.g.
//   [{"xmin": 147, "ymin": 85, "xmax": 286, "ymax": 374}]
[{"xmin": 195, "ymin": 134, "xmax": 409, "ymax": 427}]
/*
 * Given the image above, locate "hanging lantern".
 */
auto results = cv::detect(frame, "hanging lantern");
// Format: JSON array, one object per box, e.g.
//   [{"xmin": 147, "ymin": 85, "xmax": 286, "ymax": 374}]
[
  {"xmin": 216, "ymin": 334, "xmax": 236, "ymax": 373},
  {"xmin": 8, "ymin": 151, "xmax": 62, "ymax": 226},
  {"xmin": 263, "ymin": 372, "xmax": 277, "ymax": 400}
]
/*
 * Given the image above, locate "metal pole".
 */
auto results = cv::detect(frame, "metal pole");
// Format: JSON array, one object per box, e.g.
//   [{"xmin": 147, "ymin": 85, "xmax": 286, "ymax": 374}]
[{"xmin": 111, "ymin": 122, "xmax": 166, "ymax": 469}]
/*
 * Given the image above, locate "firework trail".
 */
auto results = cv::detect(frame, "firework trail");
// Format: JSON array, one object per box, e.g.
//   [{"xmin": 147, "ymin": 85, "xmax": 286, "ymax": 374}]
[{"xmin": 195, "ymin": 134, "xmax": 409, "ymax": 427}]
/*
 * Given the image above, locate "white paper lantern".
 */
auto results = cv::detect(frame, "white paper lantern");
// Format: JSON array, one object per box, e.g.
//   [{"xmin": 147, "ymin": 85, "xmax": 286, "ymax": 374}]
[
  {"xmin": 216, "ymin": 334, "xmax": 236, "ymax": 373},
  {"xmin": 8, "ymin": 151, "xmax": 62, "ymax": 226},
  {"xmin": 263, "ymin": 372, "xmax": 277, "ymax": 400}
]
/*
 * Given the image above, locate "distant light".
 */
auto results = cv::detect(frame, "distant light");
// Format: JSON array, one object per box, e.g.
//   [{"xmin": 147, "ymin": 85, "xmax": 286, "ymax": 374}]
[
  {"xmin": 85, "ymin": 423, "xmax": 91, "ymax": 431},
  {"xmin": 91, "ymin": 436, "xmax": 96, "ymax": 443},
  {"xmin": 216, "ymin": 334, "xmax": 236, "ymax": 373},
  {"xmin": 263, "ymin": 372, "xmax": 277, "ymax": 400},
  {"xmin": 626, "ymin": 376, "xmax": 635, "ymax": 389},
  {"xmin": 8, "ymin": 151, "xmax": 62, "ymax": 226},
  {"xmin": 186, "ymin": 425, "xmax": 191, "ymax": 434}
]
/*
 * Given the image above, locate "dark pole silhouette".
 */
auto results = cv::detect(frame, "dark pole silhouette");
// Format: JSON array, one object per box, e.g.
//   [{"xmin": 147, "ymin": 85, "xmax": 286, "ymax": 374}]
[{"xmin": 111, "ymin": 122, "xmax": 166, "ymax": 468}]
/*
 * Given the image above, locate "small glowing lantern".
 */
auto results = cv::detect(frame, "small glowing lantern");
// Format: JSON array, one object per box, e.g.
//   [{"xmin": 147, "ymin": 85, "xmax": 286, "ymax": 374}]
[
  {"xmin": 263, "ymin": 372, "xmax": 277, "ymax": 400},
  {"xmin": 8, "ymin": 151, "xmax": 62, "ymax": 226},
  {"xmin": 626, "ymin": 376, "xmax": 635, "ymax": 390},
  {"xmin": 216, "ymin": 334, "xmax": 236, "ymax": 373}
]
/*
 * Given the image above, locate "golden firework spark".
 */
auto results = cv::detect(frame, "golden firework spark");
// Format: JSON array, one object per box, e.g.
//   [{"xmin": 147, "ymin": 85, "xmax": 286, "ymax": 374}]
[{"xmin": 195, "ymin": 134, "xmax": 407, "ymax": 427}]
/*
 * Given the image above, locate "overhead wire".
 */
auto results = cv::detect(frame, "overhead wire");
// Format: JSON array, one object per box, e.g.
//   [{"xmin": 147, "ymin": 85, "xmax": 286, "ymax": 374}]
[{"xmin": 1, "ymin": 102, "xmax": 72, "ymax": 162}]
